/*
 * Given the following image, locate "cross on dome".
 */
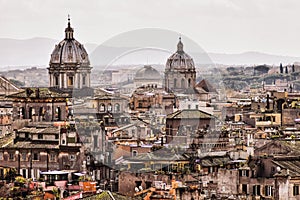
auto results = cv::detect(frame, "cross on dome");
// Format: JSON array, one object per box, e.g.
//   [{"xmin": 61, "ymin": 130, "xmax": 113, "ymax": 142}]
[
  {"xmin": 65, "ymin": 15, "xmax": 74, "ymax": 40},
  {"xmin": 177, "ymin": 36, "xmax": 184, "ymax": 53}
]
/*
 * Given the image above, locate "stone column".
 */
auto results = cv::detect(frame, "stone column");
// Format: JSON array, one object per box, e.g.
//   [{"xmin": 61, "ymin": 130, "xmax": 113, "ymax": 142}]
[
  {"xmin": 74, "ymin": 73, "xmax": 78, "ymax": 89},
  {"xmin": 87, "ymin": 73, "xmax": 91, "ymax": 88},
  {"xmin": 49, "ymin": 74, "xmax": 52, "ymax": 87},
  {"xmin": 60, "ymin": 73, "xmax": 63, "ymax": 89},
  {"xmin": 64, "ymin": 73, "xmax": 67, "ymax": 88},
  {"xmin": 78, "ymin": 73, "xmax": 81, "ymax": 89}
]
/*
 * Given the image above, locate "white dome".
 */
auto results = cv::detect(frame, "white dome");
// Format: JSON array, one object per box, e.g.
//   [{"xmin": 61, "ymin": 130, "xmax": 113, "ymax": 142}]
[{"xmin": 135, "ymin": 65, "xmax": 161, "ymax": 80}]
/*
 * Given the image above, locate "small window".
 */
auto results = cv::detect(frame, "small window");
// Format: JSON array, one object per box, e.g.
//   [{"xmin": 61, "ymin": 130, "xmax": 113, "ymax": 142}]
[
  {"xmin": 240, "ymin": 170, "xmax": 249, "ymax": 177},
  {"xmin": 181, "ymin": 78, "xmax": 185, "ymax": 88},
  {"xmin": 242, "ymin": 184, "xmax": 248, "ymax": 194},
  {"xmin": 68, "ymin": 76, "xmax": 74, "ymax": 86},
  {"xmin": 55, "ymin": 134, "xmax": 59, "ymax": 140},
  {"xmin": 115, "ymin": 104, "xmax": 120, "ymax": 112},
  {"xmin": 33, "ymin": 153, "xmax": 39, "ymax": 161},
  {"xmin": 21, "ymin": 152, "xmax": 26, "ymax": 161},
  {"xmin": 82, "ymin": 76, "xmax": 86, "ymax": 86},
  {"xmin": 22, "ymin": 169, "xmax": 27, "ymax": 178},
  {"xmin": 107, "ymin": 104, "xmax": 112, "ymax": 112},
  {"xmin": 69, "ymin": 155, "xmax": 76, "ymax": 161},
  {"xmin": 253, "ymin": 185, "xmax": 261, "ymax": 196},
  {"xmin": 265, "ymin": 185, "xmax": 273, "ymax": 196},
  {"xmin": 55, "ymin": 76, "xmax": 59, "ymax": 86},
  {"xmin": 271, "ymin": 166, "xmax": 275, "ymax": 173},
  {"xmin": 9, "ymin": 153, "xmax": 14, "ymax": 161},
  {"xmin": 100, "ymin": 104, "xmax": 105, "ymax": 112},
  {"xmin": 39, "ymin": 107, "xmax": 44, "ymax": 116},
  {"xmin": 294, "ymin": 185, "xmax": 299, "ymax": 196},
  {"xmin": 50, "ymin": 154, "xmax": 56, "ymax": 162},
  {"xmin": 132, "ymin": 150, "xmax": 138, "ymax": 157},
  {"xmin": 195, "ymin": 105, "xmax": 199, "ymax": 109},
  {"xmin": 38, "ymin": 134, "xmax": 43, "ymax": 139}
]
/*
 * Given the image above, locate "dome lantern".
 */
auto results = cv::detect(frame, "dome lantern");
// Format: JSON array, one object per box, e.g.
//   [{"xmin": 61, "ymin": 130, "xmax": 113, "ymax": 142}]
[
  {"xmin": 65, "ymin": 15, "xmax": 74, "ymax": 40},
  {"xmin": 177, "ymin": 37, "xmax": 184, "ymax": 53}
]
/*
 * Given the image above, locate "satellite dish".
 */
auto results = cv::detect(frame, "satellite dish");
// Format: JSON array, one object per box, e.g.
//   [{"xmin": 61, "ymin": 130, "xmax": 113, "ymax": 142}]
[
  {"xmin": 135, "ymin": 187, "xmax": 139, "ymax": 192},
  {"xmin": 276, "ymin": 166, "xmax": 281, "ymax": 172},
  {"xmin": 139, "ymin": 186, "xmax": 143, "ymax": 191}
]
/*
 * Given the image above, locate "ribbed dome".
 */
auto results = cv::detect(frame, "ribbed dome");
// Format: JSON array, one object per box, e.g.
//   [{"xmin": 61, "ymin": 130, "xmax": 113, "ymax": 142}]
[
  {"xmin": 166, "ymin": 38, "xmax": 195, "ymax": 70},
  {"xmin": 49, "ymin": 18, "xmax": 90, "ymax": 67},
  {"xmin": 135, "ymin": 65, "xmax": 161, "ymax": 80}
]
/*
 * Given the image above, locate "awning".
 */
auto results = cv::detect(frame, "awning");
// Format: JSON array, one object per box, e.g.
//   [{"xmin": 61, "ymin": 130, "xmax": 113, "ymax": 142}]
[
  {"xmin": 40, "ymin": 170, "xmax": 69, "ymax": 175},
  {"xmin": 74, "ymin": 172, "xmax": 85, "ymax": 177}
]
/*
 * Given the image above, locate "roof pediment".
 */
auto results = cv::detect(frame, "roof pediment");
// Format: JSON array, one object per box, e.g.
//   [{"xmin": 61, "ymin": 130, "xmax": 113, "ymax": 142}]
[
  {"xmin": 195, "ymin": 79, "xmax": 217, "ymax": 93},
  {"xmin": 254, "ymin": 140, "xmax": 299, "ymax": 156},
  {"xmin": 167, "ymin": 109, "xmax": 213, "ymax": 119}
]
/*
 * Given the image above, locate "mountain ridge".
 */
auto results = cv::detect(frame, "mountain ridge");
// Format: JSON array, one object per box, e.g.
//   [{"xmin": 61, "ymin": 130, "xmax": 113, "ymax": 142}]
[{"xmin": 0, "ymin": 37, "xmax": 299, "ymax": 69}]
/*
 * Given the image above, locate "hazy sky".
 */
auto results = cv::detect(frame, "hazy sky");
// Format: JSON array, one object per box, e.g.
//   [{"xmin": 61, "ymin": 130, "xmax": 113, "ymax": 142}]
[{"xmin": 1, "ymin": 0, "xmax": 300, "ymax": 56}]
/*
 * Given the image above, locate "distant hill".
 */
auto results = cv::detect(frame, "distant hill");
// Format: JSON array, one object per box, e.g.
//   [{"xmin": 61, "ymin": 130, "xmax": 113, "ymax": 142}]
[
  {"xmin": 0, "ymin": 37, "xmax": 300, "ymax": 69},
  {"xmin": 91, "ymin": 46, "xmax": 300, "ymax": 67},
  {"xmin": 207, "ymin": 51, "xmax": 300, "ymax": 66}
]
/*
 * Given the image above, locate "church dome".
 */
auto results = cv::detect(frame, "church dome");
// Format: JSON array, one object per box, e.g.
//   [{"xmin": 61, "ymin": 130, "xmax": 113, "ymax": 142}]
[
  {"xmin": 49, "ymin": 18, "xmax": 90, "ymax": 67},
  {"xmin": 166, "ymin": 38, "xmax": 195, "ymax": 70},
  {"xmin": 135, "ymin": 65, "xmax": 161, "ymax": 80}
]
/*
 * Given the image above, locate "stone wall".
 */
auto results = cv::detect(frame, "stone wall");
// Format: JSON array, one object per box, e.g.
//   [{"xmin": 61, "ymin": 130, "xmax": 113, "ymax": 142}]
[{"xmin": 282, "ymin": 109, "xmax": 300, "ymax": 126}]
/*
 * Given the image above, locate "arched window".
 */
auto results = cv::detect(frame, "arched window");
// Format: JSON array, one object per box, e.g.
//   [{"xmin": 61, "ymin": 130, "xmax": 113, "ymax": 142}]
[
  {"xmin": 174, "ymin": 78, "xmax": 177, "ymax": 88},
  {"xmin": 114, "ymin": 104, "xmax": 120, "ymax": 112},
  {"xmin": 55, "ymin": 76, "xmax": 59, "ymax": 86},
  {"xmin": 68, "ymin": 76, "xmax": 74, "ymax": 86},
  {"xmin": 39, "ymin": 107, "xmax": 44, "ymax": 121},
  {"xmin": 20, "ymin": 107, "xmax": 25, "ymax": 119},
  {"xmin": 132, "ymin": 150, "xmax": 138, "ymax": 157},
  {"xmin": 99, "ymin": 104, "xmax": 105, "ymax": 112},
  {"xmin": 188, "ymin": 78, "xmax": 191, "ymax": 87},
  {"xmin": 39, "ymin": 107, "xmax": 44, "ymax": 116},
  {"xmin": 181, "ymin": 78, "xmax": 185, "ymax": 88},
  {"xmin": 56, "ymin": 107, "xmax": 61, "ymax": 121},
  {"xmin": 82, "ymin": 76, "xmax": 86, "ymax": 86},
  {"xmin": 29, "ymin": 107, "xmax": 34, "ymax": 119},
  {"xmin": 107, "ymin": 103, "xmax": 112, "ymax": 112}
]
